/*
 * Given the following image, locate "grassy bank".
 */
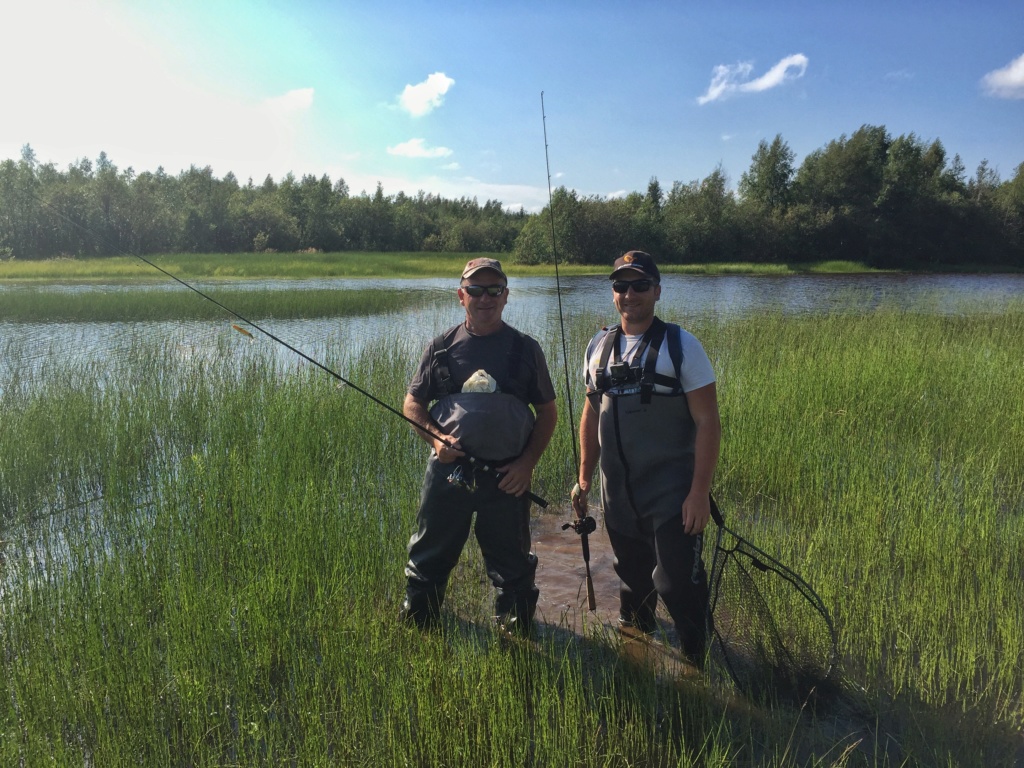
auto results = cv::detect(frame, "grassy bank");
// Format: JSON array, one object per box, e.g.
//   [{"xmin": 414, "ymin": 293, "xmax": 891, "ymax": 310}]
[
  {"xmin": 1, "ymin": 300, "xmax": 1022, "ymax": 765},
  {"xmin": 0, "ymin": 251, "xmax": 890, "ymax": 282},
  {"xmin": 0, "ymin": 286, "xmax": 430, "ymax": 322}
]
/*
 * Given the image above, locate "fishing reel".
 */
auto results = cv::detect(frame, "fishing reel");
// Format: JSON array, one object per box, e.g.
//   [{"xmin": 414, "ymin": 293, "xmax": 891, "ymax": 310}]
[
  {"xmin": 447, "ymin": 463, "xmax": 476, "ymax": 492},
  {"xmin": 562, "ymin": 515, "xmax": 596, "ymax": 537}
]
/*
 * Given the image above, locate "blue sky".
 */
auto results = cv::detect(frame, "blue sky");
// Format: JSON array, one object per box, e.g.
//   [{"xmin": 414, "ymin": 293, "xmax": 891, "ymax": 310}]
[{"xmin": 2, "ymin": 0, "xmax": 1022, "ymax": 211}]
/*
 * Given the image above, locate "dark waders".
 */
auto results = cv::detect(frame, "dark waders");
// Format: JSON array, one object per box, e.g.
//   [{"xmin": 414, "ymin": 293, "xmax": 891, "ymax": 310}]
[
  {"xmin": 402, "ymin": 455, "xmax": 539, "ymax": 634},
  {"xmin": 609, "ymin": 519, "xmax": 710, "ymax": 659}
]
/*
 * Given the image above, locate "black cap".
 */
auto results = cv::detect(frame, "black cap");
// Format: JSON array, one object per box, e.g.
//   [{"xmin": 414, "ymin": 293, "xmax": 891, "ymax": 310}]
[{"xmin": 610, "ymin": 250, "xmax": 660, "ymax": 281}]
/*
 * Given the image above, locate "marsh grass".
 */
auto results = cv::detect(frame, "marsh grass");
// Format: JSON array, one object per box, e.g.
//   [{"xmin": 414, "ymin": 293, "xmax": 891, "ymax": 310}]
[
  {"xmin": 1, "ymin": 297, "xmax": 1022, "ymax": 765},
  {"xmin": 0, "ymin": 286, "xmax": 430, "ymax": 322},
  {"xmin": 0, "ymin": 251, "xmax": 890, "ymax": 283}
]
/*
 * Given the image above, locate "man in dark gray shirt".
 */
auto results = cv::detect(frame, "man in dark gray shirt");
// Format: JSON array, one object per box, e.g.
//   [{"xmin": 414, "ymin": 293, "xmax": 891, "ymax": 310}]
[{"xmin": 400, "ymin": 258, "xmax": 558, "ymax": 637}]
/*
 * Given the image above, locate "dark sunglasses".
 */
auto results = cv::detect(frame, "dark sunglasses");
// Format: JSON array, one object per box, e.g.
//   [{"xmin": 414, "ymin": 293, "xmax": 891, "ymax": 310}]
[
  {"xmin": 612, "ymin": 279, "xmax": 655, "ymax": 294},
  {"xmin": 463, "ymin": 284, "xmax": 506, "ymax": 297}
]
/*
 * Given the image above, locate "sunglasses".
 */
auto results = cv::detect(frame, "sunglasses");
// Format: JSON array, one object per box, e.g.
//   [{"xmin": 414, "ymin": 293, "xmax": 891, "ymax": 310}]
[
  {"xmin": 612, "ymin": 279, "xmax": 655, "ymax": 294},
  {"xmin": 462, "ymin": 284, "xmax": 507, "ymax": 297}
]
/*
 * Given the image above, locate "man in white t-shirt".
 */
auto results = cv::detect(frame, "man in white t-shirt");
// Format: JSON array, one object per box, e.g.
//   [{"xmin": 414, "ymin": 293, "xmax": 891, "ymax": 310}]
[{"xmin": 571, "ymin": 250, "xmax": 721, "ymax": 663}]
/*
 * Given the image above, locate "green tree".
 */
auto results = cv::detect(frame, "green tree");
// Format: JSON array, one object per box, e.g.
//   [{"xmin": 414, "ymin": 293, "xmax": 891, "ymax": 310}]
[
  {"xmin": 662, "ymin": 167, "xmax": 739, "ymax": 263},
  {"xmin": 739, "ymin": 135, "xmax": 795, "ymax": 214}
]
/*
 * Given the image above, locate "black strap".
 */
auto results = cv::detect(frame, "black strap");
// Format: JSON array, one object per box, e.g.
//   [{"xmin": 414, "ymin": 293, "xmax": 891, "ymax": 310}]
[
  {"xmin": 593, "ymin": 324, "xmax": 619, "ymax": 393},
  {"xmin": 432, "ymin": 324, "xmax": 526, "ymax": 397},
  {"xmin": 592, "ymin": 319, "xmax": 683, "ymax": 402},
  {"xmin": 634, "ymin": 318, "xmax": 666, "ymax": 404},
  {"xmin": 431, "ymin": 325, "xmax": 461, "ymax": 397},
  {"xmin": 710, "ymin": 493, "xmax": 725, "ymax": 527}
]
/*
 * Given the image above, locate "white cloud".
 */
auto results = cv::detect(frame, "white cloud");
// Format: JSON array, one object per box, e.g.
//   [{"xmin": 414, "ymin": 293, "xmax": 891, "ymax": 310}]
[
  {"xmin": 398, "ymin": 72, "xmax": 455, "ymax": 117},
  {"xmin": 387, "ymin": 138, "xmax": 453, "ymax": 159},
  {"xmin": 440, "ymin": 162, "xmax": 461, "ymax": 170},
  {"xmin": 981, "ymin": 53, "xmax": 1024, "ymax": 99},
  {"xmin": 261, "ymin": 88, "xmax": 315, "ymax": 113},
  {"xmin": 697, "ymin": 54, "xmax": 808, "ymax": 105}
]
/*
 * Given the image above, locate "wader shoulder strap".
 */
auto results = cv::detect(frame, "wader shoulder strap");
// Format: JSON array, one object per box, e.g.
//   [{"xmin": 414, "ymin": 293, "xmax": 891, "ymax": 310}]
[
  {"xmin": 432, "ymin": 325, "xmax": 526, "ymax": 397},
  {"xmin": 507, "ymin": 327, "xmax": 525, "ymax": 381},
  {"xmin": 592, "ymin": 325, "xmax": 621, "ymax": 394},
  {"xmin": 636, "ymin": 318, "xmax": 667, "ymax": 404},
  {"xmin": 431, "ymin": 325, "xmax": 462, "ymax": 397},
  {"xmin": 647, "ymin": 321, "xmax": 685, "ymax": 394}
]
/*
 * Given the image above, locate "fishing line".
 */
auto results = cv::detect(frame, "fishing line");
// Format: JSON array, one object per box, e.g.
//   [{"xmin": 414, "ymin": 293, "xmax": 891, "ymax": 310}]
[
  {"xmin": 541, "ymin": 92, "xmax": 579, "ymax": 470},
  {"xmin": 25, "ymin": 192, "xmax": 548, "ymax": 508},
  {"xmin": 543, "ymin": 92, "xmax": 596, "ymax": 610}
]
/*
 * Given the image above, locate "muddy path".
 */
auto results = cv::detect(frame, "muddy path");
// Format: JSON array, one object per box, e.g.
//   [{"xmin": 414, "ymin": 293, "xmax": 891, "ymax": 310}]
[{"xmin": 530, "ymin": 505, "xmax": 631, "ymax": 635}]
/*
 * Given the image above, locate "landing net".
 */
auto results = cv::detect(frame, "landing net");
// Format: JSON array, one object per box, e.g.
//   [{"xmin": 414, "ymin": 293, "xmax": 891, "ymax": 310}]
[{"xmin": 706, "ymin": 517, "xmax": 838, "ymax": 704}]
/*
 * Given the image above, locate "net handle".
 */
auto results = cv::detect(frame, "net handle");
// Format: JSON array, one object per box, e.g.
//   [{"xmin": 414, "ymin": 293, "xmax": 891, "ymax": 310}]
[{"xmin": 710, "ymin": 493, "xmax": 726, "ymax": 527}]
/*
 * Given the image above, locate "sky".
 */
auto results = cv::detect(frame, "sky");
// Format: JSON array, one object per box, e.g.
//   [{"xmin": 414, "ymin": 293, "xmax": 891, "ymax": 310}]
[{"xmin": 2, "ymin": 0, "xmax": 1022, "ymax": 212}]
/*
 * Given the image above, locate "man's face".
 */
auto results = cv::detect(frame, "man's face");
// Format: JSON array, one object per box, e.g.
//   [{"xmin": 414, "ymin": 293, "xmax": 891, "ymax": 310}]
[
  {"xmin": 611, "ymin": 269, "xmax": 660, "ymax": 325},
  {"xmin": 458, "ymin": 269, "xmax": 509, "ymax": 330}
]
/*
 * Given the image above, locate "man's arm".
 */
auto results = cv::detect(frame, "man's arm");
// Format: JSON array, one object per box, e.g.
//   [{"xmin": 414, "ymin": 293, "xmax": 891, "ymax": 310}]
[
  {"xmin": 496, "ymin": 399, "xmax": 557, "ymax": 497},
  {"xmin": 681, "ymin": 382, "xmax": 721, "ymax": 534},
  {"xmin": 402, "ymin": 392, "xmax": 464, "ymax": 464},
  {"xmin": 572, "ymin": 395, "xmax": 601, "ymax": 518}
]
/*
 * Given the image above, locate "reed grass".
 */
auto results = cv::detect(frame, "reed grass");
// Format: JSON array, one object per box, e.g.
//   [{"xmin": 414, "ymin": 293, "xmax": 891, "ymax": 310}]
[
  {"xmin": 0, "ymin": 285, "xmax": 430, "ymax": 322},
  {"xmin": 0, "ymin": 251, "xmax": 890, "ymax": 282},
  {"xmin": 1, "ymin": 296, "xmax": 1022, "ymax": 765}
]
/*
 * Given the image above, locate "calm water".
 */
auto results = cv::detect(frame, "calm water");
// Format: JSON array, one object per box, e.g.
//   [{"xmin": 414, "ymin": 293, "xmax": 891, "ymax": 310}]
[{"xmin": 3, "ymin": 273, "xmax": 1023, "ymax": 381}]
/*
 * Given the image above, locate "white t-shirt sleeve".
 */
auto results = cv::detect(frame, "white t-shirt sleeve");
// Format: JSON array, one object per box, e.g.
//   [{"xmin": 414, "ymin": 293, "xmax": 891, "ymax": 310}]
[
  {"xmin": 583, "ymin": 332, "xmax": 603, "ymax": 390},
  {"xmin": 678, "ymin": 330, "xmax": 716, "ymax": 392}
]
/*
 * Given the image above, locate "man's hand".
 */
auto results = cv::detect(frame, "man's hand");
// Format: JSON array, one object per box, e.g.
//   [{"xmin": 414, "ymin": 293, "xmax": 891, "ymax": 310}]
[
  {"xmin": 495, "ymin": 457, "xmax": 535, "ymax": 497},
  {"xmin": 681, "ymin": 491, "xmax": 710, "ymax": 535},
  {"xmin": 434, "ymin": 438, "xmax": 465, "ymax": 464},
  {"xmin": 570, "ymin": 481, "xmax": 589, "ymax": 519}
]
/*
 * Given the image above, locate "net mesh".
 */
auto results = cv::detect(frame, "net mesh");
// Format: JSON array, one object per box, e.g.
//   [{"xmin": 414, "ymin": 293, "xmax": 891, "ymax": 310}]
[{"xmin": 707, "ymin": 523, "xmax": 838, "ymax": 704}]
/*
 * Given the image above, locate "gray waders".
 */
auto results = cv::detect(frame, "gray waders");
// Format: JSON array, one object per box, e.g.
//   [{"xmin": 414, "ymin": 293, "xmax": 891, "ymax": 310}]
[{"xmin": 591, "ymin": 319, "xmax": 710, "ymax": 658}]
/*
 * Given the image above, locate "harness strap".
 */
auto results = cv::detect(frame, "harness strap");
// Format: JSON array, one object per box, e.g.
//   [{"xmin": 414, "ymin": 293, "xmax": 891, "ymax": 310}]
[
  {"xmin": 592, "ymin": 318, "xmax": 684, "ymax": 402},
  {"xmin": 432, "ymin": 324, "xmax": 527, "ymax": 397},
  {"xmin": 432, "ymin": 326, "xmax": 461, "ymax": 397}
]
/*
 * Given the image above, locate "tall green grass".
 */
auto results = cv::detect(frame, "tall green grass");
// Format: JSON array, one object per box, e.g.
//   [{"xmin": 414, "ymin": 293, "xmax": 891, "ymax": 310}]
[
  {"xmin": 1, "ymin": 299, "xmax": 1022, "ymax": 765},
  {"xmin": 0, "ymin": 251, "xmax": 890, "ymax": 282},
  {"xmin": 0, "ymin": 286, "xmax": 430, "ymax": 322}
]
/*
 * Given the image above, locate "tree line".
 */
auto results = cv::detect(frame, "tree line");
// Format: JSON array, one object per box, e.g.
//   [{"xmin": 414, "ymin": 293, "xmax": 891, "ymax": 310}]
[{"xmin": 2, "ymin": 125, "xmax": 1022, "ymax": 269}]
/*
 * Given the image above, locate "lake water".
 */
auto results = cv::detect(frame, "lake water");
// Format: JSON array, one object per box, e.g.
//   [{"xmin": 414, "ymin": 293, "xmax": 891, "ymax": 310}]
[{"xmin": 3, "ymin": 273, "xmax": 1023, "ymax": 382}]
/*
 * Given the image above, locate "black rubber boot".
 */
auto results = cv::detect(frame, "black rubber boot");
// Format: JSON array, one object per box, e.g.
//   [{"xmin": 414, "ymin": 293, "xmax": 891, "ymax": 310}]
[
  {"xmin": 495, "ymin": 584, "xmax": 539, "ymax": 638},
  {"xmin": 399, "ymin": 585, "xmax": 445, "ymax": 630},
  {"xmin": 618, "ymin": 587, "xmax": 658, "ymax": 634}
]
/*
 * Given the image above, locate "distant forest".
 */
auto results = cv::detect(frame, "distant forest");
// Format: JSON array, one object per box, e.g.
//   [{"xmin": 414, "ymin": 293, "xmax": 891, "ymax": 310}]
[{"xmin": 2, "ymin": 125, "xmax": 1022, "ymax": 269}]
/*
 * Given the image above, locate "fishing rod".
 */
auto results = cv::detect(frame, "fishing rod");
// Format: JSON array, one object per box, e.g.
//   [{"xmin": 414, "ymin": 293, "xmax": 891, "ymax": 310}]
[
  {"xmin": 28, "ymin": 195, "xmax": 548, "ymax": 509},
  {"xmin": 542, "ymin": 91, "xmax": 596, "ymax": 610}
]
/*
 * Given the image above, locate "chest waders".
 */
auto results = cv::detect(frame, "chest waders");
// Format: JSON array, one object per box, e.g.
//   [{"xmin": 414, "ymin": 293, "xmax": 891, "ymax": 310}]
[
  {"xmin": 401, "ymin": 325, "xmax": 540, "ymax": 634},
  {"xmin": 589, "ymin": 318, "xmax": 710, "ymax": 659},
  {"xmin": 589, "ymin": 318, "xmax": 696, "ymax": 539}
]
